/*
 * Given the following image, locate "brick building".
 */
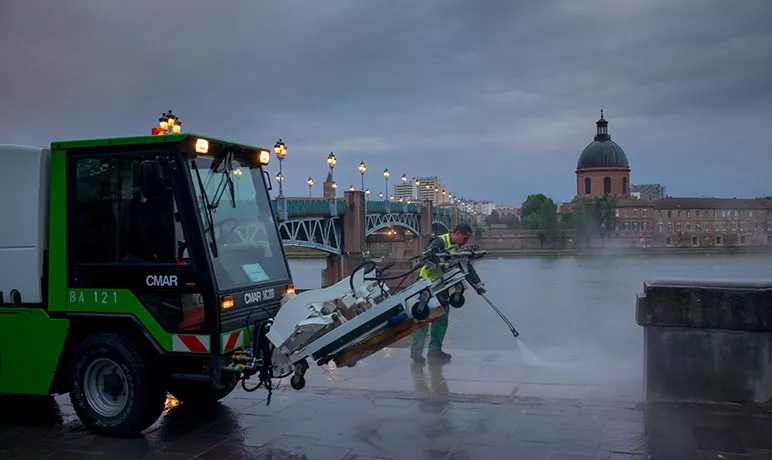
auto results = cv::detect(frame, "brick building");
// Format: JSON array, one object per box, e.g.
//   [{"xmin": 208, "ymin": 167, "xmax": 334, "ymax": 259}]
[{"xmin": 613, "ymin": 198, "xmax": 772, "ymax": 248}]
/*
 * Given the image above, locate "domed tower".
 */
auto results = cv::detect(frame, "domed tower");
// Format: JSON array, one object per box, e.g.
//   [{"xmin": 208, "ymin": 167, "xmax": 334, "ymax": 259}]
[{"xmin": 575, "ymin": 110, "xmax": 630, "ymax": 199}]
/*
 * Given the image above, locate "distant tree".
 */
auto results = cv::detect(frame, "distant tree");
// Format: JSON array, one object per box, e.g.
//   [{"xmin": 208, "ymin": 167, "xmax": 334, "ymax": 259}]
[{"xmin": 485, "ymin": 211, "xmax": 500, "ymax": 225}]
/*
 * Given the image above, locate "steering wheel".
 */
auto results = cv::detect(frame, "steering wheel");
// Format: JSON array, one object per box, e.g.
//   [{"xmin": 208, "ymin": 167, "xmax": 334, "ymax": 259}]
[{"xmin": 214, "ymin": 218, "xmax": 239, "ymax": 243}]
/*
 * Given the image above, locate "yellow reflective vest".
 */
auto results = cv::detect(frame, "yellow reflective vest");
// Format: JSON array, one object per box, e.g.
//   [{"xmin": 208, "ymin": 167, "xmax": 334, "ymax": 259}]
[{"xmin": 418, "ymin": 233, "xmax": 455, "ymax": 282}]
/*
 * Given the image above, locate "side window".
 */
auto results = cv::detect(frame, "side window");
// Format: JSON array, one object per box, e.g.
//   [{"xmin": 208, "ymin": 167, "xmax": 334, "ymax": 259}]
[{"xmin": 73, "ymin": 155, "xmax": 187, "ymax": 265}]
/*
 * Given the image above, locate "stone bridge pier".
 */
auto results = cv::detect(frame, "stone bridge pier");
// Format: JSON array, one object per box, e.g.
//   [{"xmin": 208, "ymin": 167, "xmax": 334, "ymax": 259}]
[{"xmin": 321, "ymin": 192, "xmax": 442, "ymax": 288}]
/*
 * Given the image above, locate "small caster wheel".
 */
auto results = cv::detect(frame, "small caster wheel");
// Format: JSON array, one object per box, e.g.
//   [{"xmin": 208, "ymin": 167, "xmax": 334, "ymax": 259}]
[
  {"xmin": 449, "ymin": 294, "xmax": 465, "ymax": 308},
  {"xmin": 290, "ymin": 374, "xmax": 306, "ymax": 390},
  {"xmin": 411, "ymin": 301, "xmax": 430, "ymax": 321}
]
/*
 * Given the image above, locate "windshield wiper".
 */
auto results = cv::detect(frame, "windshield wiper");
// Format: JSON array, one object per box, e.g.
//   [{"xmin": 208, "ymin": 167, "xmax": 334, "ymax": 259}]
[
  {"xmin": 191, "ymin": 160, "xmax": 219, "ymax": 258},
  {"xmin": 210, "ymin": 151, "xmax": 237, "ymax": 211}
]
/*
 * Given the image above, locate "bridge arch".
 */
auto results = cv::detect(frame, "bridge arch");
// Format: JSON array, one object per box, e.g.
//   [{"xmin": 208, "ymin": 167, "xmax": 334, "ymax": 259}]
[
  {"xmin": 365, "ymin": 213, "xmax": 420, "ymax": 237},
  {"xmin": 431, "ymin": 220, "xmax": 451, "ymax": 234},
  {"xmin": 276, "ymin": 216, "xmax": 342, "ymax": 255}
]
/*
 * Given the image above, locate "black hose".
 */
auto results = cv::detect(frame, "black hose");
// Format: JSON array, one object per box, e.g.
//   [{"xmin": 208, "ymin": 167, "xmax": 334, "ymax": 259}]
[
  {"xmin": 350, "ymin": 260, "xmax": 378, "ymax": 292},
  {"xmin": 364, "ymin": 262, "xmax": 423, "ymax": 281}
]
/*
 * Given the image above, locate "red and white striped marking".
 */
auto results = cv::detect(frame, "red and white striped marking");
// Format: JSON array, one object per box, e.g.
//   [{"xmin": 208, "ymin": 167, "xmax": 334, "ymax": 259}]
[
  {"xmin": 222, "ymin": 330, "xmax": 244, "ymax": 353},
  {"xmin": 172, "ymin": 335, "xmax": 211, "ymax": 353}
]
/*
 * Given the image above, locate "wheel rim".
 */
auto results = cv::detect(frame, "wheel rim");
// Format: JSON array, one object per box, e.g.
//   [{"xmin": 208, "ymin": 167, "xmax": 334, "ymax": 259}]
[{"xmin": 84, "ymin": 358, "xmax": 129, "ymax": 417}]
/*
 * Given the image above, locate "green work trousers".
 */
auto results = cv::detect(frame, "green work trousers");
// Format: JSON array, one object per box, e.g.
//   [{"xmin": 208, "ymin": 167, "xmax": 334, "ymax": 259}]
[{"xmin": 411, "ymin": 305, "xmax": 450, "ymax": 353}]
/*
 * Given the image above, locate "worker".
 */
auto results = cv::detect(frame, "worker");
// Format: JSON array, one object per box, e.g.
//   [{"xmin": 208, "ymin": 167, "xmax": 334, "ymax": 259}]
[{"xmin": 410, "ymin": 223, "xmax": 485, "ymax": 364}]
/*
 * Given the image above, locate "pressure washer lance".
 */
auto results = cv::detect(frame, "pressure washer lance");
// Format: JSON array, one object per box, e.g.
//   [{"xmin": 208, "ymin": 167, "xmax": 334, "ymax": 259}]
[{"xmin": 478, "ymin": 292, "xmax": 519, "ymax": 338}]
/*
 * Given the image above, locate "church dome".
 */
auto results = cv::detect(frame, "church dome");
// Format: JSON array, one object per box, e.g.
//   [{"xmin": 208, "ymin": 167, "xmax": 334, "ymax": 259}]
[{"xmin": 576, "ymin": 111, "xmax": 629, "ymax": 170}]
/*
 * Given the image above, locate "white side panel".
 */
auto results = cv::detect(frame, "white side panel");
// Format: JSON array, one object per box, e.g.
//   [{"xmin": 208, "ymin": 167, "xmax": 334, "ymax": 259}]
[{"xmin": 0, "ymin": 145, "xmax": 49, "ymax": 304}]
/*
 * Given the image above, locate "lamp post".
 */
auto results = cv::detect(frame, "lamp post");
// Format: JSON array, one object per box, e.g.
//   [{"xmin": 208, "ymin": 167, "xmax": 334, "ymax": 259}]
[
  {"xmin": 307, "ymin": 177, "xmax": 314, "ymax": 197},
  {"xmin": 327, "ymin": 152, "xmax": 337, "ymax": 216},
  {"xmin": 383, "ymin": 168, "xmax": 390, "ymax": 213},
  {"xmin": 349, "ymin": 185, "xmax": 355, "ymax": 192},
  {"xmin": 366, "ymin": 188, "xmax": 370, "ymax": 198},
  {"xmin": 359, "ymin": 161, "xmax": 366, "ymax": 192},
  {"xmin": 154, "ymin": 110, "xmax": 182, "ymax": 135},
  {"xmin": 273, "ymin": 139, "xmax": 288, "ymax": 220}
]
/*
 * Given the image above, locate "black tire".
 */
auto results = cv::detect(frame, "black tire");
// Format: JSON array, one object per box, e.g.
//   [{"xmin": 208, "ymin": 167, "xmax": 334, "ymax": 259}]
[
  {"xmin": 169, "ymin": 378, "xmax": 237, "ymax": 405},
  {"xmin": 449, "ymin": 294, "xmax": 465, "ymax": 309},
  {"xmin": 411, "ymin": 301, "xmax": 430, "ymax": 321},
  {"xmin": 69, "ymin": 332, "xmax": 167, "ymax": 438},
  {"xmin": 290, "ymin": 374, "xmax": 306, "ymax": 390}
]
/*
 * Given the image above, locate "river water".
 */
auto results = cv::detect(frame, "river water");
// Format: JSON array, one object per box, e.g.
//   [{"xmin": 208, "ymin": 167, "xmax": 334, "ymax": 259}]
[{"xmin": 289, "ymin": 253, "xmax": 772, "ymax": 397}]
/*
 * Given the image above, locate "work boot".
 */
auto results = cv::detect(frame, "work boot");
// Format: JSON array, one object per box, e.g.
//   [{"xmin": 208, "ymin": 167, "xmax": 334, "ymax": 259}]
[
  {"xmin": 427, "ymin": 349, "xmax": 451, "ymax": 363},
  {"xmin": 410, "ymin": 350, "xmax": 425, "ymax": 365}
]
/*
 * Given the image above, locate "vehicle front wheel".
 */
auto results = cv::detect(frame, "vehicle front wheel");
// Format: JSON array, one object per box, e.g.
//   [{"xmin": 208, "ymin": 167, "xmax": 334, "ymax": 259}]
[
  {"xmin": 69, "ymin": 332, "xmax": 167, "ymax": 438},
  {"xmin": 169, "ymin": 377, "xmax": 237, "ymax": 406}
]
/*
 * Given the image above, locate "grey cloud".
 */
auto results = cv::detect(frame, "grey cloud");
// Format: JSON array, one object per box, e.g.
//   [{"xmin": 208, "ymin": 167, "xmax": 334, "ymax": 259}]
[{"xmin": 1, "ymin": 0, "xmax": 770, "ymax": 205}]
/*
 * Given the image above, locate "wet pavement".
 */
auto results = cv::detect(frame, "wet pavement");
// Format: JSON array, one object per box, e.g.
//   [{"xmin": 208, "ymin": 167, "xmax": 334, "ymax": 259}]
[{"xmin": 2, "ymin": 347, "xmax": 772, "ymax": 459}]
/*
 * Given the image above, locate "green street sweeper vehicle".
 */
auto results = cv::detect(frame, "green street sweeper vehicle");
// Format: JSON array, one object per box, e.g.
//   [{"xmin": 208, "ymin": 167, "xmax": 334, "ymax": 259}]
[{"xmin": 0, "ymin": 134, "xmax": 295, "ymax": 437}]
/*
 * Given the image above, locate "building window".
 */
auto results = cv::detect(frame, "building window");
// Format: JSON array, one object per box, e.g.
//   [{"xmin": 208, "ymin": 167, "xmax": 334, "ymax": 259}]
[
  {"xmin": 731, "ymin": 223, "xmax": 737, "ymax": 233},
  {"xmin": 705, "ymin": 223, "xmax": 710, "ymax": 232},
  {"xmin": 666, "ymin": 236, "xmax": 672, "ymax": 245},
  {"xmin": 604, "ymin": 177, "xmax": 611, "ymax": 194},
  {"xmin": 643, "ymin": 222, "xmax": 649, "ymax": 231},
  {"xmin": 625, "ymin": 209, "xmax": 629, "ymax": 217},
  {"xmin": 667, "ymin": 210, "xmax": 672, "ymax": 218},
  {"xmin": 633, "ymin": 222, "xmax": 639, "ymax": 231},
  {"xmin": 615, "ymin": 209, "xmax": 619, "ymax": 217},
  {"xmin": 643, "ymin": 208, "xmax": 648, "ymax": 217},
  {"xmin": 741, "ymin": 235, "xmax": 746, "ymax": 244},
  {"xmin": 722, "ymin": 223, "xmax": 727, "ymax": 232},
  {"xmin": 716, "ymin": 236, "xmax": 722, "ymax": 244},
  {"xmin": 686, "ymin": 210, "xmax": 691, "ymax": 217},
  {"xmin": 622, "ymin": 177, "xmax": 627, "ymax": 194},
  {"xmin": 722, "ymin": 210, "xmax": 726, "ymax": 218},
  {"xmin": 696, "ymin": 210, "xmax": 700, "ymax": 217},
  {"xmin": 633, "ymin": 209, "xmax": 638, "ymax": 217},
  {"xmin": 696, "ymin": 223, "xmax": 701, "ymax": 232},
  {"xmin": 768, "ymin": 222, "xmax": 771, "ymax": 232},
  {"xmin": 585, "ymin": 177, "xmax": 591, "ymax": 195},
  {"xmin": 757, "ymin": 222, "xmax": 762, "ymax": 232},
  {"xmin": 658, "ymin": 223, "xmax": 664, "ymax": 233},
  {"xmin": 658, "ymin": 210, "xmax": 662, "ymax": 217},
  {"xmin": 692, "ymin": 236, "xmax": 697, "ymax": 245},
  {"xmin": 749, "ymin": 211, "xmax": 753, "ymax": 217},
  {"xmin": 677, "ymin": 223, "xmax": 682, "ymax": 232},
  {"xmin": 623, "ymin": 222, "xmax": 630, "ymax": 230},
  {"xmin": 686, "ymin": 223, "xmax": 691, "ymax": 232},
  {"xmin": 667, "ymin": 222, "xmax": 673, "ymax": 233},
  {"xmin": 739, "ymin": 222, "xmax": 744, "ymax": 233}
]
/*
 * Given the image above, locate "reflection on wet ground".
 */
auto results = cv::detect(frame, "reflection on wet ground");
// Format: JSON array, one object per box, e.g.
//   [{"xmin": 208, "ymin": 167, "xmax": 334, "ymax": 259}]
[{"xmin": 1, "ymin": 348, "xmax": 772, "ymax": 459}]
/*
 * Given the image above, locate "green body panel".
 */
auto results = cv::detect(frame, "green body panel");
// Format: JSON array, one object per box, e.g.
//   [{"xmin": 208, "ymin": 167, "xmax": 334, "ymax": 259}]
[
  {"xmin": 0, "ymin": 309, "xmax": 69, "ymax": 395},
  {"xmin": 66, "ymin": 289, "xmax": 174, "ymax": 351},
  {"xmin": 48, "ymin": 148, "xmax": 68, "ymax": 311}
]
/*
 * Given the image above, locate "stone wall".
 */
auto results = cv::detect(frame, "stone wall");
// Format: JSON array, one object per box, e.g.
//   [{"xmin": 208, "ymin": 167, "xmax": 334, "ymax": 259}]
[{"xmin": 636, "ymin": 279, "xmax": 772, "ymax": 403}]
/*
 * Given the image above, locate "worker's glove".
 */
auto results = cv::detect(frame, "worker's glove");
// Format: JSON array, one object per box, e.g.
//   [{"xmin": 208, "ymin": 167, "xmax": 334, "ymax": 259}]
[{"xmin": 473, "ymin": 282, "xmax": 486, "ymax": 295}]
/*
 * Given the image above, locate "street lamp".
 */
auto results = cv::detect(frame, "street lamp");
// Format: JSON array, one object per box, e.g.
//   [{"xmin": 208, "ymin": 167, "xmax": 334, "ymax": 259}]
[
  {"xmin": 349, "ymin": 185, "xmax": 355, "ymax": 192},
  {"xmin": 359, "ymin": 161, "xmax": 366, "ymax": 191},
  {"xmin": 154, "ymin": 110, "xmax": 181, "ymax": 135},
  {"xmin": 379, "ymin": 192, "xmax": 383, "ymax": 199},
  {"xmin": 307, "ymin": 177, "xmax": 314, "ymax": 197},
  {"xmin": 415, "ymin": 179, "xmax": 420, "ymax": 186},
  {"xmin": 327, "ymin": 152, "xmax": 337, "ymax": 216},
  {"xmin": 402, "ymin": 173, "xmax": 407, "ymax": 183},
  {"xmin": 365, "ymin": 188, "xmax": 370, "ymax": 197},
  {"xmin": 383, "ymin": 168, "xmax": 390, "ymax": 212},
  {"xmin": 274, "ymin": 139, "xmax": 287, "ymax": 197}
]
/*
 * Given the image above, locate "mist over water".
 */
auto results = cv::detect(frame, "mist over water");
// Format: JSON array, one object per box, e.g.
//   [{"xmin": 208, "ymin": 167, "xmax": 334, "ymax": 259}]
[{"xmin": 288, "ymin": 253, "xmax": 772, "ymax": 398}]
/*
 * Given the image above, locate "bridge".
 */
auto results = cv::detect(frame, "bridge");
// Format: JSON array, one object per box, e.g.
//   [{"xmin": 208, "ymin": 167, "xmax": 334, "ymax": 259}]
[{"xmin": 267, "ymin": 195, "xmax": 470, "ymax": 255}]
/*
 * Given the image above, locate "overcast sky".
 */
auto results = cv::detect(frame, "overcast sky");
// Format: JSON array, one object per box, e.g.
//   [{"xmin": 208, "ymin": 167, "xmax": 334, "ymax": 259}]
[{"xmin": 2, "ymin": 0, "xmax": 770, "ymax": 206}]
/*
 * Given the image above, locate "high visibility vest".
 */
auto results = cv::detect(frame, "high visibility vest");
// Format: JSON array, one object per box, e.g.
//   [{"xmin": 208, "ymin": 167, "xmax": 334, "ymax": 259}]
[{"xmin": 418, "ymin": 233, "xmax": 455, "ymax": 282}]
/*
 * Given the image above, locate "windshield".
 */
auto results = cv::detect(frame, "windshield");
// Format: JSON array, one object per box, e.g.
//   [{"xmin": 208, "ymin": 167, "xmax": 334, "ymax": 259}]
[{"xmin": 189, "ymin": 155, "xmax": 289, "ymax": 291}]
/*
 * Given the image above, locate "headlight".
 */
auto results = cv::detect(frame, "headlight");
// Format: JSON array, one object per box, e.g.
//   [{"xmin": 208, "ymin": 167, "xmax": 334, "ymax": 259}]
[{"xmin": 195, "ymin": 138, "xmax": 209, "ymax": 154}]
